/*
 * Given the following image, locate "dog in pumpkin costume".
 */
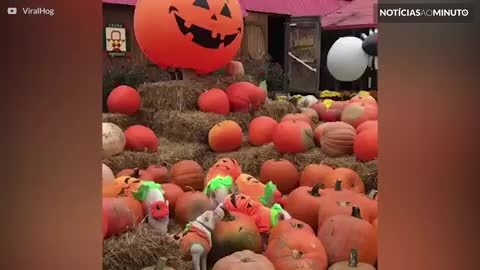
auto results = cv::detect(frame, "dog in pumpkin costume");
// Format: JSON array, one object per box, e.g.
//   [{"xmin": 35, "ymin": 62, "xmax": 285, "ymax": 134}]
[
  {"xmin": 132, "ymin": 181, "xmax": 170, "ymax": 235},
  {"xmin": 179, "ymin": 207, "xmax": 225, "ymax": 270}
]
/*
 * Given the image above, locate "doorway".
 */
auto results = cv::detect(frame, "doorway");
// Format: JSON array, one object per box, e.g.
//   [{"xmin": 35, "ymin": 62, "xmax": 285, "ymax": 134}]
[{"xmin": 268, "ymin": 15, "xmax": 287, "ymax": 69}]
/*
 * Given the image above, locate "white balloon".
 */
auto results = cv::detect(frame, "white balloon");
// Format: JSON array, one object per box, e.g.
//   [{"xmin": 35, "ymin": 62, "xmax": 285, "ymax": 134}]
[{"xmin": 327, "ymin": 37, "xmax": 369, "ymax": 82}]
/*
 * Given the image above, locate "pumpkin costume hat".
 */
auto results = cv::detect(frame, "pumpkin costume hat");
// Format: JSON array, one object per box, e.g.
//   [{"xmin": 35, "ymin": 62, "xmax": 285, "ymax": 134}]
[{"xmin": 204, "ymin": 175, "xmax": 234, "ymax": 197}]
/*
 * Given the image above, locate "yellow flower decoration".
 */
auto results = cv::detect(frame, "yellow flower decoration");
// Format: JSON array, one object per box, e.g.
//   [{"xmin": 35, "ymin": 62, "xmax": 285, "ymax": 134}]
[
  {"xmin": 322, "ymin": 99, "xmax": 335, "ymax": 109},
  {"xmin": 320, "ymin": 90, "xmax": 342, "ymax": 98},
  {"xmin": 358, "ymin": 91, "xmax": 371, "ymax": 97}
]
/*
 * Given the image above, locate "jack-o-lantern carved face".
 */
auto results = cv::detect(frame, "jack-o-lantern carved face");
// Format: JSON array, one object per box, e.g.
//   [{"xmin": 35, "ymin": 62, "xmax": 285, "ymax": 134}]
[{"xmin": 134, "ymin": 0, "xmax": 244, "ymax": 74}]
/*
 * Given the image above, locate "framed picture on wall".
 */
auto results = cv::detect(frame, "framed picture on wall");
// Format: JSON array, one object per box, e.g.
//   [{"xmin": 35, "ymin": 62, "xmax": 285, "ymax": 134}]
[{"xmin": 105, "ymin": 23, "xmax": 128, "ymax": 57}]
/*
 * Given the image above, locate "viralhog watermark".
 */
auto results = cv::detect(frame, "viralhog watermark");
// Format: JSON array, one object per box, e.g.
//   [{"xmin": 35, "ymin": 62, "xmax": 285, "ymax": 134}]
[{"xmin": 376, "ymin": 3, "xmax": 474, "ymax": 23}]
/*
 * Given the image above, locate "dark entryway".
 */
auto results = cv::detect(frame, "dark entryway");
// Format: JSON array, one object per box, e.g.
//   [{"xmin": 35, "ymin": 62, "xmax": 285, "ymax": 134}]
[{"xmin": 268, "ymin": 15, "xmax": 287, "ymax": 69}]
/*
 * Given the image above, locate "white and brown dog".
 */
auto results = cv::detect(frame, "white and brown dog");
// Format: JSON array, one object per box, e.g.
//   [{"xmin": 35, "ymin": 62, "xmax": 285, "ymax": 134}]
[{"xmin": 178, "ymin": 207, "xmax": 225, "ymax": 270}]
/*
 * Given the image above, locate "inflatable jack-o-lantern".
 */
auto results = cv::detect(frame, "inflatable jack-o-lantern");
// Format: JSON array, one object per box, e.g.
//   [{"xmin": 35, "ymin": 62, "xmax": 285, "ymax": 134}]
[{"xmin": 134, "ymin": 0, "xmax": 244, "ymax": 74}]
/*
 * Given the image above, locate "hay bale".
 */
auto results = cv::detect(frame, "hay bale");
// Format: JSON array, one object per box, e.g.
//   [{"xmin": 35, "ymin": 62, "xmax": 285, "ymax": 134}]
[
  {"xmin": 102, "ymin": 108, "xmax": 157, "ymax": 130},
  {"xmin": 204, "ymin": 144, "xmax": 280, "ymax": 177},
  {"xmin": 102, "ymin": 113, "xmax": 131, "ymax": 130},
  {"xmin": 139, "ymin": 81, "xmax": 205, "ymax": 112},
  {"xmin": 195, "ymin": 73, "xmax": 257, "ymax": 90},
  {"xmin": 103, "ymin": 222, "xmax": 192, "ymax": 270},
  {"xmin": 139, "ymin": 75, "xmax": 256, "ymax": 112},
  {"xmin": 283, "ymin": 148, "xmax": 328, "ymax": 171},
  {"xmin": 254, "ymin": 100, "xmax": 299, "ymax": 121},
  {"xmin": 152, "ymin": 111, "xmax": 252, "ymax": 143},
  {"xmin": 103, "ymin": 137, "xmax": 209, "ymax": 174}
]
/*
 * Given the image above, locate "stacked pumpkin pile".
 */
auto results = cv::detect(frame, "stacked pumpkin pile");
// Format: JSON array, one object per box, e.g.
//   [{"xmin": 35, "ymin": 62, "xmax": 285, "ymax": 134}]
[
  {"xmin": 102, "ymin": 71, "xmax": 379, "ymax": 269},
  {"xmin": 103, "ymin": 156, "xmax": 378, "ymax": 270}
]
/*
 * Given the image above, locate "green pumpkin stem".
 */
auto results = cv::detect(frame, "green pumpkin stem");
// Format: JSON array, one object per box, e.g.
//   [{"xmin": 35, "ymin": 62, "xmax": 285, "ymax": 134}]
[
  {"xmin": 348, "ymin": 249, "xmax": 359, "ymax": 267},
  {"xmin": 335, "ymin": 180, "xmax": 342, "ymax": 191},
  {"xmin": 309, "ymin": 184, "xmax": 323, "ymax": 197},
  {"xmin": 351, "ymin": 206, "xmax": 362, "ymax": 219},
  {"xmin": 132, "ymin": 168, "xmax": 141, "ymax": 178},
  {"xmin": 368, "ymin": 189, "xmax": 378, "ymax": 200}
]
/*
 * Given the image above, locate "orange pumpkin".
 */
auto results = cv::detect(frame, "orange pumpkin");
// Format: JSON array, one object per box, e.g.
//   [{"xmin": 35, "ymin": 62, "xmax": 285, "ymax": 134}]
[
  {"xmin": 235, "ymin": 174, "xmax": 266, "ymax": 203},
  {"xmin": 161, "ymin": 183, "xmax": 184, "ymax": 217},
  {"xmin": 260, "ymin": 159, "xmax": 300, "ymax": 194},
  {"xmin": 222, "ymin": 193, "xmax": 277, "ymax": 234},
  {"xmin": 356, "ymin": 120, "xmax": 378, "ymax": 134},
  {"xmin": 320, "ymin": 122, "xmax": 357, "ymax": 157},
  {"xmin": 316, "ymin": 200, "xmax": 373, "ymax": 229},
  {"xmin": 248, "ymin": 116, "xmax": 278, "ymax": 146},
  {"xmin": 313, "ymin": 122, "xmax": 336, "ymax": 145},
  {"xmin": 341, "ymin": 102, "xmax": 378, "ymax": 128},
  {"xmin": 354, "ymin": 128, "xmax": 378, "ymax": 161},
  {"xmin": 116, "ymin": 168, "xmax": 154, "ymax": 181},
  {"xmin": 124, "ymin": 125, "xmax": 158, "ymax": 153},
  {"xmin": 209, "ymin": 120, "xmax": 243, "ymax": 152},
  {"xmin": 323, "ymin": 168, "xmax": 365, "ymax": 194},
  {"xmin": 328, "ymin": 249, "xmax": 376, "ymax": 270},
  {"xmin": 319, "ymin": 101, "xmax": 344, "ymax": 122},
  {"xmin": 349, "ymin": 94, "xmax": 377, "ymax": 106},
  {"xmin": 330, "ymin": 101, "xmax": 348, "ymax": 111},
  {"xmin": 103, "ymin": 175, "xmax": 143, "ymax": 198},
  {"xmin": 212, "ymin": 250, "xmax": 274, "ymax": 270},
  {"xmin": 299, "ymin": 164, "xmax": 334, "ymax": 187},
  {"xmin": 205, "ymin": 157, "xmax": 242, "ymax": 184},
  {"xmin": 106, "ymin": 85, "xmax": 141, "ymax": 115},
  {"xmin": 268, "ymin": 218, "xmax": 315, "ymax": 244},
  {"xmin": 208, "ymin": 210, "xmax": 262, "ymax": 267},
  {"xmin": 134, "ymin": 0, "xmax": 244, "ymax": 74},
  {"xmin": 225, "ymin": 83, "xmax": 254, "ymax": 113},
  {"xmin": 355, "ymin": 190, "xmax": 378, "ymax": 222},
  {"xmin": 170, "ymin": 160, "xmax": 204, "ymax": 191},
  {"xmin": 284, "ymin": 184, "xmax": 328, "ymax": 232},
  {"xmin": 300, "ymin": 108, "xmax": 319, "ymax": 122},
  {"xmin": 225, "ymin": 61, "xmax": 245, "ymax": 77},
  {"xmin": 281, "ymin": 113, "xmax": 312, "ymax": 125},
  {"xmin": 310, "ymin": 102, "xmax": 327, "ymax": 115},
  {"xmin": 197, "ymin": 88, "xmax": 230, "ymax": 115},
  {"xmin": 174, "ymin": 191, "xmax": 214, "ymax": 226},
  {"xmin": 226, "ymin": 82, "xmax": 265, "ymax": 111},
  {"xmin": 272, "ymin": 120, "xmax": 315, "ymax": 154},
  {"xmin": 145, "ymin": 164, "xmax": 169, "ymax": 183},
  {"xmin": 317, "ymin": 207, "xmax": 378, "ymax": 266},
  {"xmin": 102, "ymin": 197, "xmax": 145, "ymax": 237},
  {"xmin": 265, "ymin": 230, "xmax": 328, "ymax": 270}
]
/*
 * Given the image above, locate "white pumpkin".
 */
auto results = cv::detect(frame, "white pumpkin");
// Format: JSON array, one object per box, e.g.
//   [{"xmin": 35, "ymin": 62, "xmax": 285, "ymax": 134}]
[
  {"xmin": 102, "ymin": 122, "xmax": 125, "ymax": 158},
  {"xmin": 102, "ymin": 163, "xmax": 115, "ymax": 183},
  {"xmin": 296, "ymin": 95, "xmax": 318, "ymax": 109},
  {"xmin": 304, "ymin": 95, "xmax": 319, "ymax": 107}
]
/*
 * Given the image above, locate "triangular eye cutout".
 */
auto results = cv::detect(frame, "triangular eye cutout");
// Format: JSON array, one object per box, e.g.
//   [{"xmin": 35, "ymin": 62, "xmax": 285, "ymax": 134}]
[
  {"xmin": 220, "ymin": 3, "xmax": 231, "ymax": 18},
  {"xmin": 193, "ymin": 0, "xmax": 210, "ymax": 10}
]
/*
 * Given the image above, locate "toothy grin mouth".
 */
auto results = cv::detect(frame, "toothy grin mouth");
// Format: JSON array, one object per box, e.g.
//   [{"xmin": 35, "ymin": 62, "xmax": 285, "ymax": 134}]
[{"xmin": 169, "ymin": 6, "xmax": 241, "ymax": 49}]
